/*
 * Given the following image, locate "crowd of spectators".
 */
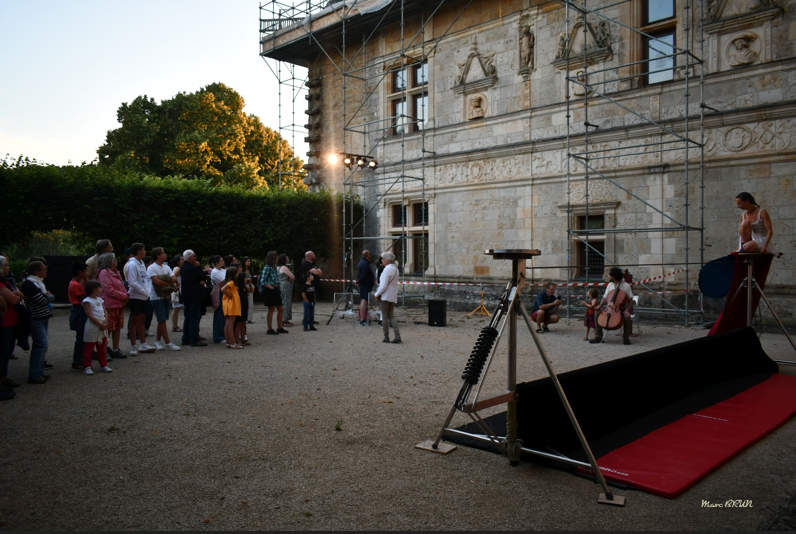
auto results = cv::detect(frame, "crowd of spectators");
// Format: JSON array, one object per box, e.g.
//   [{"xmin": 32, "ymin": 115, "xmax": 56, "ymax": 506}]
[{"xmin": 0, "ymin": 242, "xmax": 346, "ymax": 401}]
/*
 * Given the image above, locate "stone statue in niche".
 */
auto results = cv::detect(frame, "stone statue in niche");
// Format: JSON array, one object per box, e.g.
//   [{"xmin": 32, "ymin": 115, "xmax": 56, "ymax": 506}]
[
  {"xmin": 520, "ymin": 25, "xmax": 535, "ymax": 68},
  {"xmin": 728, "ymin": 34, "xmax": 759, "ymax": 66},
  {"xmin": 468, "ymin": 96, "xmax": 486, "ymax": 119},
  {"xmin": 555, "ymin": 32, "xmax": 567, "ymax": 59},
  {"xmin": 571, "ymin": 70, "xmax": 590, "ymax": 96}
]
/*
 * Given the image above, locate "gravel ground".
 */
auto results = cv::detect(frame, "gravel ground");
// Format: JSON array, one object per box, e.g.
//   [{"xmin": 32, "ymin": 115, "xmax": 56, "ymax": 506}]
[{"xmin": 2, "ymin": 303, "xmax": 796, "ymax": 531}]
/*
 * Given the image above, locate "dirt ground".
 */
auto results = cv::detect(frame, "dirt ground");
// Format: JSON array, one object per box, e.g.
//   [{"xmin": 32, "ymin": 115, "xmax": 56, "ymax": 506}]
[{"xmin": 1, "ymin": 302, "xmax": 795, "ymax": 531}]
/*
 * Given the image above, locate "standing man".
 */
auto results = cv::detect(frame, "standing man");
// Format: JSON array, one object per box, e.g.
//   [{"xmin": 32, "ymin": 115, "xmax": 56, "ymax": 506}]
[
  {"xmin": 180, "ymin": 250, "xmax": 207, "ymax": 347},
  {"xmin": 374, "ymin": 251, "xmax": 401, "ymax": 344},
  {"xmin": 86, "ymin": 239, "xmax": 113, "ymax": 280},
  {"xmin": 531, "ymin": 283, "xmax": 562, "ymax": 333},
  {"xmin": 126, "ymin": 243, "xmax": 156, "ymax": 355},
  {"xmin": 355, "ymin": 250, "xmax": 375, "ymax": 326},
  {"xmin": 121, "ymin": 247, "xmax": 134, "ymax": 282},
  {"xmin": 590, "ymin": 267, "xmax": 634, "ymax": 346},
  {"xmin": 298, "ymin": 251, "xmax": 323, "ymax": 322},
  {"xmin": 147, "ymin": 247, "xmax": 181, "ymax": 351},
  {"xmin": 210, "ymin": 255, "xmax": 226, "ymax": 344}
]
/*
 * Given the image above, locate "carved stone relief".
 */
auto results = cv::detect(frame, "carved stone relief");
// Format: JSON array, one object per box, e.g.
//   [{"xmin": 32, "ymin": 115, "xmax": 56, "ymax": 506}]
[
  {"xmin": 551, "ymin": 14, "xmax": 613, "ymax": 70},
  {"xmin": 467, "ymin": 95, "xmax": 487, "ymax": 120},
  {"xmin": 722, "ymin": 125, "xmax": 755, "ymax": 152},
  {"xmin": 452, "ymin": 37, "xmax": 497, "ymax": 94},
  {"xmin": 726, "ymin": 32, "xmax": 760, "ymax": 67},
  {"xmin": 569, "ymin": 179, "xmax": 614, "ymax": 203},
  {"xmin": 435, "ymin": 157, "xmax": 525, "ymax": 186},
  {"xmin": 704, "ymin": 0, "xmax": 781, "ymax": 73}
]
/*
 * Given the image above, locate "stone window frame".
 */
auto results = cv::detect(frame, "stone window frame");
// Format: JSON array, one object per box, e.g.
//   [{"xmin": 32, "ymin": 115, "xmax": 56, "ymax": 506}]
[
  {"xmin": 641, "ymin": 0, "xmax": 678, "ymax": 85},
  {"xmin": 386, "ymin": 198, "xmax": 432, "ymax": 275},
  {"xmin": 558, "ymin": 201, "xmax": 619, "ymax": 281},
  {"xmin": 387, "ymin": 59, "xmax": 429, "ymax": 136}
]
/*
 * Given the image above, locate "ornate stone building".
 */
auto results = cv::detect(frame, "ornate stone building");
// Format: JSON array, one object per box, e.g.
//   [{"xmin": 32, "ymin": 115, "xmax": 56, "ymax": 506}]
[{"xmin": 261, "ymin": 0, "xmax": 795, "ymax": 322}]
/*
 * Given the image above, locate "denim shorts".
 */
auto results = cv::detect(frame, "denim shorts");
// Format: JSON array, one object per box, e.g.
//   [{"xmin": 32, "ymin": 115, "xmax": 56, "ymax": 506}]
[{"xmin": 152, "ymin": 299, "xmax": 169, "ymax": 322}]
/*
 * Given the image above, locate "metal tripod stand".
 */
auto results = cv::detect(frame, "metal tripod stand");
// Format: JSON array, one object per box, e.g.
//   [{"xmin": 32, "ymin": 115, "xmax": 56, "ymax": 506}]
[
  {"xmin": 726, "ymin": 253, "xmax": 796, "ymax": 361},
  {"xmin": 416, "ymin": 249, "xmax": 624, "ymax": 506}
]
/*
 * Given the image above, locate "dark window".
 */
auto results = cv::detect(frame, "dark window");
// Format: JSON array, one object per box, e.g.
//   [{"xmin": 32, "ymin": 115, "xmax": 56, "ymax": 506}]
[
  {"xmin": 391, "ymin": 237, "xmax": 404, "ymax": 274},
  {"xmin": 576, "ymin": 241, "xmax": 606, "ymax": 279},
  {"xmin": 413, "ymin": 202, "xmax": 429, "ymax": 226},
  {"xmin": 413, "ymin": 62, "xmax": 428, "ymax": 87},
  {"xmin": 392, "ymin": 68, "xmax": 407, "ymax": 92},
  {"xmin": 412, "ymin": 233, "xmax": 429, "ymax": 274},
  {"xmin": 645, "ymin": 0, "xmax": 675, "ymax": 25},
  {"xmin": 646, "ymin": 32, "xmax": 675, "ymax": 84},
  {"xmin": 392, "ymin": 98, "xmax": 407, "ymax": 135},
  {"xmin": 575, "ymin": 215, "xmax": 605, "ymax": 280},
  {"xmin": 392, "ymin": 204, "xmax": 407, "ymax": 227}
]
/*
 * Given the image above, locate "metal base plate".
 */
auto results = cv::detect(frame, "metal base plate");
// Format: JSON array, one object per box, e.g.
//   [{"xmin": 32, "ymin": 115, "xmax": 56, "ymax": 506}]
[
  {"xmin": 415, "ymin": 440, "xmax": 457, "ymax": 454},
  {"xmin": 598, "ymin": 493, "xmax": 626, "ymax": 506}
]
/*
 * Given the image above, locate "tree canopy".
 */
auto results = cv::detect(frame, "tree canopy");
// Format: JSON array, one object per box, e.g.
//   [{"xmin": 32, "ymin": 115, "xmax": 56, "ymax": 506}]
[{"xmin": 97, "ymin": 83, "xmax": 304, "ymax": 190}]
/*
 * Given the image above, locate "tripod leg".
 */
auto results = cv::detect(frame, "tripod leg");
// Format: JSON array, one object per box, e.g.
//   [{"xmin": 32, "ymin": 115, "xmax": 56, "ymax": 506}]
[
  {"xmin": 519, "ymin": 303, "xmax": 620, "ymax": 503},
  {"xmin": 755, "ymin": 282, "xmax": 796, "ymax": 354}
]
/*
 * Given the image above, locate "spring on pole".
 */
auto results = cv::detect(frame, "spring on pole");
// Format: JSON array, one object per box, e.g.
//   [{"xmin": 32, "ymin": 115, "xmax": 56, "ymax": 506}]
[{"xmin": 461, "ymin": 326, "xmax": 499, "ymax": 385}]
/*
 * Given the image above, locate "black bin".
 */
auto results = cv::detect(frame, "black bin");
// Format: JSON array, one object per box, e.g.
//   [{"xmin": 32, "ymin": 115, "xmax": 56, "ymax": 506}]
[{"xmin": 428, "ymin": 299, "xmax": 447, "ymax": 327}]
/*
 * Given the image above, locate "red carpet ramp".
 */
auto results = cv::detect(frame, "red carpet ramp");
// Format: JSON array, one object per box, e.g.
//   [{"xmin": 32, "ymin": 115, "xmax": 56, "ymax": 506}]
[{"xmin": 588, "ymin": 373, "xmax": 796, "ymax": 498}]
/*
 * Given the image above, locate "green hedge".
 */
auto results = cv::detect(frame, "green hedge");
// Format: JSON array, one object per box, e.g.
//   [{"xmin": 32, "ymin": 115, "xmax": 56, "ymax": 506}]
[{"xmin": 1, "ymin": 161, "xmax": 358, "ymax": 264}]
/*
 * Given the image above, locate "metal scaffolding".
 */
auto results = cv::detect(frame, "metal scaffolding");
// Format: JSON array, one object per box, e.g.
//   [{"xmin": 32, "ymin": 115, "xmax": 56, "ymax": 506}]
[
  {"xmin": 558, "ymin": 0, "xmax": 705, "ymax": 324},
  {"xmin": 260, "ymin": 0, "xmax": 478, "ymax": 302}
]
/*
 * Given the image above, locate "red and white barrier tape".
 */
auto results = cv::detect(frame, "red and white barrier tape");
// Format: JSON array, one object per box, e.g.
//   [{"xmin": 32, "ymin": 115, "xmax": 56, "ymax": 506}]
[
  {"xmin": 321, "ymin": 268, "xmax": 688, "ymax": 289},
  {"xmin": 526, "ymin": 268, "xmax": 689, "ymax": 287}
]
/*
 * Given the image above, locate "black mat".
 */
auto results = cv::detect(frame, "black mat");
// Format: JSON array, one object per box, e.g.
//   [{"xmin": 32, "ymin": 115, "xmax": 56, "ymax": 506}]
[{"xmin": 447, "ymin": 327, "xmax": 777, "ymax": 465}]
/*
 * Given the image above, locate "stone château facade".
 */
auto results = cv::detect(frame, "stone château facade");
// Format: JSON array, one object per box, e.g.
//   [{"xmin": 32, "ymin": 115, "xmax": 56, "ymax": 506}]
[{"xmin": 261, "ymin": 0, "xmax": 795, "ymax": 321}]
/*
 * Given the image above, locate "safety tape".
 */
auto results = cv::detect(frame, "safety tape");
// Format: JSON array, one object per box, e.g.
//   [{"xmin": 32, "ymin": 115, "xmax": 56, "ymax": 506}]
[{"xmin": 322, "ymin": 268, "xmax": 688, "ymax": 288}]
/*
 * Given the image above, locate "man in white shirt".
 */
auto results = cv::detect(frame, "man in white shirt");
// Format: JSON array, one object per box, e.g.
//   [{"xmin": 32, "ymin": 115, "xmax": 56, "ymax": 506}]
[
  {"xmin": 126, "ymin": 243, "xmax": 156, "ymax": 355},
  {"xmin": 590, "ymin": 267, "xmax": 635, "ymax": 345},
  {"xmin": 86, "ymin": 239, "xmax": 113, "ymax": 280},
  {"xmin": 374, "ymin": 251, "xmax": 401, "ymax": 344},
  {"xmin": 209, "ymin": 255, "xmax": 227, "ymax": 344},
  {"xmin": 147, "ymin": 247, "xmax": 181, "ymax": 351}
]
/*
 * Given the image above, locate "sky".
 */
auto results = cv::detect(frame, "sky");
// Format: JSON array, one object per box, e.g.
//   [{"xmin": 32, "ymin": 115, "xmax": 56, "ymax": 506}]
[{"xmin": 0, "ymin": 1, "xmax": 308, "ymax": 166}]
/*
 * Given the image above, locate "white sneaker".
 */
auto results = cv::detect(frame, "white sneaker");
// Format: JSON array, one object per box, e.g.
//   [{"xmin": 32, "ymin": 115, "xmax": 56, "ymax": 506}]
[
  {"xmin": 155, "ymin": 341, "xmax": 164, "ymax": 351},
  {"xmin": 84, "ymin": 367, "xmax": 94, "ymax": 375},
  {"xmin": 145, "ymin": 330, "xmax": 153, "ymax": 336},
  {"xmin": 129, "ymin": 345, "xmax": 138, "ymax": 356},
  {"xmin": 138, "ymin": 343, "xmax": 156, "ymax": 353},
  {"xmin": 101, "ymin": 366, "xmax": 112, "ymax": 373},
  {"xmin": 165, "ymin": 342, "xmax": 181, "ymax": 351}
]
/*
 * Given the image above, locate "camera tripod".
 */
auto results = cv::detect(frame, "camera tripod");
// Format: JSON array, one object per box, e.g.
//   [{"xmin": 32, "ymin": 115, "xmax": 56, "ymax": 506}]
[{"xmin": 416, "ymin": 249, "xmax": 625, "ymax": 506}]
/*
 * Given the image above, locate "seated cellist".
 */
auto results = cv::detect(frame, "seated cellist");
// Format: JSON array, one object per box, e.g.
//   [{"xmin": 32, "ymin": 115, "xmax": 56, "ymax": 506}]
[{"xmin": 590, "ymin": 267, "xmax": 634, "ymax": 346}]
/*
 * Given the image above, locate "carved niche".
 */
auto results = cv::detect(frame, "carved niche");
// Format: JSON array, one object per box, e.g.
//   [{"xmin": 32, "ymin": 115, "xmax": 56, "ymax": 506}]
[
  {"xmin": 704, "ymin": 0, "xmax": 781, "ymax": 72},
  {"xmin": 452, "ymin": 37, "xmax": 497, "ymax": 95}
]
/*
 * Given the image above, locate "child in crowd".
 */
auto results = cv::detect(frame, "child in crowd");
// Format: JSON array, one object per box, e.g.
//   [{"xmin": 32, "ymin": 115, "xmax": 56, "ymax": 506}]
[
  {"xmin": 302, "ymin": 272, "xmax": 316, "ymax": 331},
  {"xmin": 236, "ymin": 269, "xmax": 251, "ymax": 346},
  {"xmin": 68, "ymin": 262, "xmax": 88, "ymax": 371},
  {"xmin": 82, "ymin": 281, "xmax": 112, "ymax": 375},
  {"xmin": 580, "ymin": 288, "xmax": 600, "ymax": 341},
  {"xmin": 221, "ymin": 266, "xmax": 242, "ymax": 349}
]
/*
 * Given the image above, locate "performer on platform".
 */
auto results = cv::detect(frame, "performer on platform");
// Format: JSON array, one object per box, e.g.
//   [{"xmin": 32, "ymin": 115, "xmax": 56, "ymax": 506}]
[{"xmin": 736, "ymin": 192, "xmax": 774, "ymax": 254}]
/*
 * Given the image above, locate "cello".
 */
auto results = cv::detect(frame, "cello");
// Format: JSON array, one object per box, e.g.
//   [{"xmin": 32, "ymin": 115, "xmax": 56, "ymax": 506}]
[{"xmin": 597, "ymin": 283, "xmax": 630, "ymax": 331}]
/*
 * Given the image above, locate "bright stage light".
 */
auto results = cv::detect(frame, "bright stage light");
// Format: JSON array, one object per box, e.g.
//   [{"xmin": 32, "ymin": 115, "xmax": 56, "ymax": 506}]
[
  {"xmin": 356, "ymin": 157, "xmax": 366, "ymax": 167},
  {"xmin": 368, "ymin": 159, "xmax": 378, "ymax": 169},
  {"xmin": 328, "ymin": 154, "xmax": 338, "ymax": 164}
]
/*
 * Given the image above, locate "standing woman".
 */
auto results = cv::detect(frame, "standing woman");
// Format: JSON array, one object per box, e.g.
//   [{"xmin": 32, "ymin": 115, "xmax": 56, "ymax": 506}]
[
  {"xmin": 374, "ymin": 251, "xmax": 401, "ymax": 344},
  {"xmin": 261, "ymin": 251, "xmax": 288, "ymax": 335},
  {"xmin": 236, "ymin": 268, "xmax": 253, "ymax": 345},
  {"xmin": 241, "ymin": 257, "xmax": 255, "ymax": 324},
  {"xmin": 220, "ymin": 266, "xmax": 242, "ymax": 348},
  {"xmin": 21, "ymin": 261, "xmax": 54, "ymax": 384},
  {"xmin": 736, "ymin": 192, "xmax": 775, "ymax": 254},
  {"xmin": 0, "ymin": 256, "xmax": 23, "ymax": 397},
  {"xmin": 170, "ymin": 254, "xmax": 184, "ymax": 333},
  {"xmin": 277, "ymin": 254, "xmax": 295, "ymax": 327},
  {"xmin": 97, "ymin": 252, "xmax": 128, "ymax": 359}
]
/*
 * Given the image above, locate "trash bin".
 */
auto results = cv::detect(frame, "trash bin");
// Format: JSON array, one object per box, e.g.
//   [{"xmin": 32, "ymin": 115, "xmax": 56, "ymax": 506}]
[{"xmin": 428, "ymin": 299, "xmax": 447, "ymax": 327}]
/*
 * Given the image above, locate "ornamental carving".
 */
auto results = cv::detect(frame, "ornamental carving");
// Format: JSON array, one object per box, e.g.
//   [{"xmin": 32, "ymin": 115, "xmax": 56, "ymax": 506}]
[
  {"xmin": 435, "ymin": 157, "xmax": 525, "ymax": 186},
  {"xmin": 551, "ymin": 14, "xmax": 613, "ymax": 70},
  {"xmin": 726, "ymin": 33, "xmax": 759, "ymax": 66},
  {"xmin": 721, "ymin": 125, "xmax": 754, "ymax": 152},
  {"xmin": 569, "ymin": 179, "xmax": 614, "ymax": 204},
  {"xmin": 452, "ymin": 37, "xmax": 498, "ymax": 94}
]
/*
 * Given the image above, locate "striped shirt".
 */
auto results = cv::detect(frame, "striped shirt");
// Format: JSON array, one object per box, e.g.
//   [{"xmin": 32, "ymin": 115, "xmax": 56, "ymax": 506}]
[{"xmin": 21, "ymin": 280, "xmax": 54, "ymax": 320}]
